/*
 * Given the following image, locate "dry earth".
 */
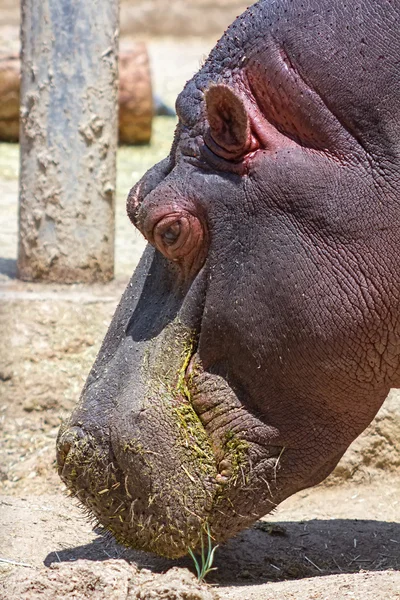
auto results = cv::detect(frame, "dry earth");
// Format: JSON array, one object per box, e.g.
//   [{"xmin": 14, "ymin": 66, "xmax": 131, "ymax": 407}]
[{"xmin": 0, "ymin": 33, "xmax": 399, "ymax": 600}]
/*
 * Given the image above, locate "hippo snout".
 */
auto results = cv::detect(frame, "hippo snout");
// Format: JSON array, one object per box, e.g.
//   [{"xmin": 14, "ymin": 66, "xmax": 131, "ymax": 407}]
[{"xmin": 55, "ymin": 316, "xmax": 223, "ymax": 558}]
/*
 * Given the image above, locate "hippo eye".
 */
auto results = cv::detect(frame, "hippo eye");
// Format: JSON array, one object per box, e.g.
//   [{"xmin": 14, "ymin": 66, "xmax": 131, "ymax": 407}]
[
  {"xmin": 152, "ymin": 214, "xmax": 192, "ymax": 260},
  {"xmin": 162, "ymin": 221, "xmax": 181, "ymax": 246},
  {"xmin": 147, "ymin": 211, "xmax": 206, "ymax": 266}
]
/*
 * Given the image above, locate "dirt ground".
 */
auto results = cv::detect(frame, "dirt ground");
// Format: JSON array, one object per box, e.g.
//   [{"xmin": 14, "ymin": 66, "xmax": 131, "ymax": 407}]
[{"xmin": 0, "ymin": 34, "xmax": 399, "ymax": 600}]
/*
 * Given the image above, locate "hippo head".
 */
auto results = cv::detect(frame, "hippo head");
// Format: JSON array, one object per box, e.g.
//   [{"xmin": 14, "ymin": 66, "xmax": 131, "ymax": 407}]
[{"xmin": 57, "ymin": 0, "xmax": 400, "ymax": 557}]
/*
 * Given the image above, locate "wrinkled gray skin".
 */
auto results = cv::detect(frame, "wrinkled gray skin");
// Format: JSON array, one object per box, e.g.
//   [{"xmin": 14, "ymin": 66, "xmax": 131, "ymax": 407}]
[{"xmin": 57, "ymin": 0, "xmax": 400, "ymax": 558}]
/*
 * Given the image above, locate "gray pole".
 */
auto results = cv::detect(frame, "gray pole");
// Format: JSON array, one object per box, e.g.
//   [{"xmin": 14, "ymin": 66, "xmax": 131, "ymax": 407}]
[{"xmin": 18, "ymin": 0, "xmax": 119, "ymax": 283}]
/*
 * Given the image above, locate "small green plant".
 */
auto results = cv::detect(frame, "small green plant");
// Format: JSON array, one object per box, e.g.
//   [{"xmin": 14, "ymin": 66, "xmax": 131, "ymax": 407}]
[{"xmin": 188, "ymin": 523, "xmax": 219, "ymax": 582}]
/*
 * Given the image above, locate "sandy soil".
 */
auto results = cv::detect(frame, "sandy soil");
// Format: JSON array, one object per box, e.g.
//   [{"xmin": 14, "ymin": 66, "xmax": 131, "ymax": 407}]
[
  {"xmin": 0, "ymin": 35, "xmax": 399, "ymax": 600},
  {"xmin": 1, "ymin": 483, "xmax": 399, "ymax": 598}
]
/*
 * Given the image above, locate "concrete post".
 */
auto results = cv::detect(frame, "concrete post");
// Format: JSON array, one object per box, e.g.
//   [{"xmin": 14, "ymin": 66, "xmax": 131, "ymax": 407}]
[{"xmin": 18, "ymin": 0, "xmax": 119, "ymax": 283}]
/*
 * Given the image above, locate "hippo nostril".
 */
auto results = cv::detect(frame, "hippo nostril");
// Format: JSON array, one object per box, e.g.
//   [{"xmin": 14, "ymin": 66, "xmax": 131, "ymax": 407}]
[{"xmin": 56, "ymin": 426, "xmax": 85, "ymax": 470}]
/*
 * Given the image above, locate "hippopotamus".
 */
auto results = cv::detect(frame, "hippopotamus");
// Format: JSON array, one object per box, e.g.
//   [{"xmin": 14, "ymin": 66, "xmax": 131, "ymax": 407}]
[{"xmin": 56, "ymin": 0, "xmax": 400, "ymax": 558}]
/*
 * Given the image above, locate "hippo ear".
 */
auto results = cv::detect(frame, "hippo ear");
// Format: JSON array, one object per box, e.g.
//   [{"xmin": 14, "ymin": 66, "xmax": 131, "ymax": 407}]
[{"xmin": 205, "ymin": 84, "xmax": 251, "ymax": 158}]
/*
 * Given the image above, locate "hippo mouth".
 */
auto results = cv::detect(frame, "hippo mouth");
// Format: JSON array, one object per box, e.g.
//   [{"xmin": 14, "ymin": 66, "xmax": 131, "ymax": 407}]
[{"xmin": 57, "ymin": 320, "xmax": 286, "ymax": 558}]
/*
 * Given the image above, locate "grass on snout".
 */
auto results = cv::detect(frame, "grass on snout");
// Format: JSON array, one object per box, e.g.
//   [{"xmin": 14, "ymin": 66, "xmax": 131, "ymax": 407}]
[{"xmin": 188, "ymin": 523, "xmax": 219, "ymax": 582}]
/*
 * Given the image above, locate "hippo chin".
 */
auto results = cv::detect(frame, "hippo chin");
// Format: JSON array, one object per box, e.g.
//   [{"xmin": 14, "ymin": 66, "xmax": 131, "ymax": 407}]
[{"xmin": 57, "ymin": 0, "xmax": 400, "ymax": 558}]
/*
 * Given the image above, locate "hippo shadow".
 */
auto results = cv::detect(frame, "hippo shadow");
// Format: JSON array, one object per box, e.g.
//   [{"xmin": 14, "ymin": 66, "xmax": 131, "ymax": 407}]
[
  {"xmin": 0, "ymin": 257, "xmax": 17, "ymax": 279},
  {"xmin": 44, "ymin": 518, "xmax": 400, "ymax": 585}
]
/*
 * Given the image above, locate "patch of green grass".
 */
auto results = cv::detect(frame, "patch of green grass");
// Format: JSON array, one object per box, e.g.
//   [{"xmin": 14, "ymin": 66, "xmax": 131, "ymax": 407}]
[
  {"xmin": 223, "ymin": 430, "xmax": 249, "ymax": 485},
  {"xmin": 172, "ymin": 336, "xmax": 216, "ymax": 469},
  {"xmin": 188, "ymin": 523, "xmax": 219, "ymax": 582},
  {"xmin": 175, "ymin": 334, "xmax": 195, "ymax": 400}
]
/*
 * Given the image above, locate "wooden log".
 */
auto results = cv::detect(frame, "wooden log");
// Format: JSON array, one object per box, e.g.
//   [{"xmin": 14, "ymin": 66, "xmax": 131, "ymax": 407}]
[
  {"xmin": 119, "ymin": 43, "xmax": 153, "ymax": 145},
  {"xmin": 0, "ymin": 44, "xmax": 153, "ymax": 145},
  {"xmin": 0, "ymin": 53, "xmax": 19, "ymax": 142}
]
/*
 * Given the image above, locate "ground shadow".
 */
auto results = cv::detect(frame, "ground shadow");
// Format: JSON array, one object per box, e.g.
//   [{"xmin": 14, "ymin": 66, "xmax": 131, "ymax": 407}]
[
  {"xmin": 0, "ymin": 257, "xmax": 16, "ymax": 279},
  {"xmin": 44, "ymin": 518, "xmax": 400, "ymax": 585}
]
